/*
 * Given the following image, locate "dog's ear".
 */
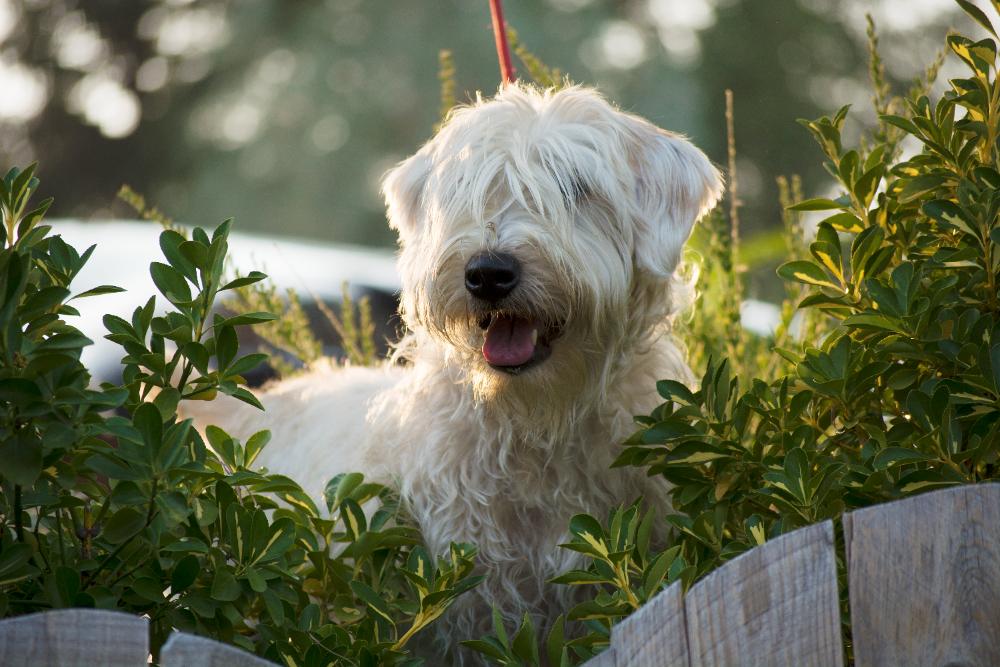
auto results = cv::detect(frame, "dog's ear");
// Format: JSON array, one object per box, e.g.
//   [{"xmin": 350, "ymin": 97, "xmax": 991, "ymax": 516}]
[
  {"xmin": 382, "ymin": 152, "xmax": 432, "ymax": 238},
  {"xmin": 627, "ymin": 120, "xmax": 723, "ymax": 277}
]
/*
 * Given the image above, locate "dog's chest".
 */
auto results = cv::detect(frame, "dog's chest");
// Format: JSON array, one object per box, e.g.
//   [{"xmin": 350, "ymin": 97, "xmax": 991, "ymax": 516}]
[{"xmin": 391, "ymin": 411, "xmax": 643, "ymax": 560}]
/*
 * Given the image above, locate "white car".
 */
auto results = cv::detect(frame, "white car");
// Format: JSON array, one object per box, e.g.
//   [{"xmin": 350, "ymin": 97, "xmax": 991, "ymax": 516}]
[{"xmin": 52, "ymin": 219, "xmax": 401, "ymax": 383}]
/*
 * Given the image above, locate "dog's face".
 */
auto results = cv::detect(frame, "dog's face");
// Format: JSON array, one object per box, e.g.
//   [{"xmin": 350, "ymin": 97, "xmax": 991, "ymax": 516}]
[{"xmin": 383, "ymin": 84, "xmax": 721, "ymax": 402}]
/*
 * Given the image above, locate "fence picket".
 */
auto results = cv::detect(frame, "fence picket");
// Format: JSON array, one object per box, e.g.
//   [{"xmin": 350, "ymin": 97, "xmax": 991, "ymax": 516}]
[
  {"xmin": 684, "ymin": 520, "xmax": 842, "ymax": 667},
  {"xmin": 845, "ymin": 483, "xmax": 1000, "ymax": 667},
  {"xmin": 161, "ymin": 631, "xmax": 280, "ymax": 667},
  {"xmin": 0, "ymin": 608, "xmax": 147, "ymax": 666},
  {"xmin": 605, "ymin": 579, "xmax": 688, "ymax": 667}
]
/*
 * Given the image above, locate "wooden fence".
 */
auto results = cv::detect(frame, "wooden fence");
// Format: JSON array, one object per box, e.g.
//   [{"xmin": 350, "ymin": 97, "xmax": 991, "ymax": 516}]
[
  {"xmin": 585, "ymin": 483, "xmax": 1000, "ymax": 667},
  {"xmin": 0, "ymin": 484, "xmax": 997, "ymax": 666}
]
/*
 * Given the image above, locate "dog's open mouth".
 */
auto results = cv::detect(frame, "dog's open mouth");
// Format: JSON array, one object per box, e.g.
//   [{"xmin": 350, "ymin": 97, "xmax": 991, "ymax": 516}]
[{"xmin": 477, "ymin": 313, "xmax": 559, "ymax": 375}]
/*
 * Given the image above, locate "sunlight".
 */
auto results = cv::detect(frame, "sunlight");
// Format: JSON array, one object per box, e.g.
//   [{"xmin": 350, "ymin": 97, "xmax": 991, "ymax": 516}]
[
  {"xmin": 67, "ymin": 73, "xmax": 141, "ymax": 138},
  {"xmin": 0, "ymin": 59, "xmax": 47, "ymax": 121}
]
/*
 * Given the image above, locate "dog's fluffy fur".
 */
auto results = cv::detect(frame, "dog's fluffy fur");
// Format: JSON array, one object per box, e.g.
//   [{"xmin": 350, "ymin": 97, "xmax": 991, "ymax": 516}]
[{"xmin": 196, "ymin": 83, "xmax": 721, "ymax": 659}]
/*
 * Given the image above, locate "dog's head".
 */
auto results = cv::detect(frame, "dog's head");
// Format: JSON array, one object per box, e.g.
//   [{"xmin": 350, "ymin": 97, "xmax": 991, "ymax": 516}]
[{"xmin": 382, "ymin": 84, "xmax": 721, "ymax": 402}]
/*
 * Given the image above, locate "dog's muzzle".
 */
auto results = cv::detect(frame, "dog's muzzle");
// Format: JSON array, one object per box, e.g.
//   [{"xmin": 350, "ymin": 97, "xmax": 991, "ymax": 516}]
[{"xmin": 465, "ymin": 251, "xmax": 561, "ymax": 375}]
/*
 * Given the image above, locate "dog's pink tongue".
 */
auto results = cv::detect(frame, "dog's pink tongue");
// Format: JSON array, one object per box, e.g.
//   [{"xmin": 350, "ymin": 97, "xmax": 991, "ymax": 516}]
[{"xmin": 483, "ymin": 315, "xmax": 536, "ymax": 367}]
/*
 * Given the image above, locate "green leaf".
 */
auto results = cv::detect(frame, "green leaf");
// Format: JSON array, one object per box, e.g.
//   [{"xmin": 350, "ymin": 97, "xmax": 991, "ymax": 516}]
[
  {"xmin": 171, "ymin": 554, "xmax": 200, "ymax": 592},
  {"xmin": 215, "ymin": 325, "xmax": 238, "ymax": 370},
  {"xmin": 72, "ymin": 285, "xmax": 125, "ymax": 299},
  {"xmin": 569, "ymin": 514, "xmax": 605, "ymax": 543},
  {"xmin": 325, "ymin": 472, "xmax": 365, "ymax": 511},
  {"xmin": 52, "ymin": 566, "xmax": 81, "ymax": 606},
  {"xmin": 853, "ymin": 163, "xmax": 883, "ymax": 208},
  {"xmin": 37, "ymin": 332, "xmax": 93, "ymax": 352},
  {"xmin": 225, "ymin": 353, "xmax": 268, "ymax": 378},
  {"xmin": 158, "ymin": 230, "xmax": 198, "ymax": 283},
  {"xmin": 11, "ymin": 163, "xmax": 38, "ymax": 202},
  {"xmin": 245, "ymin": 566, "xmax": 267, "ymax": 593},
  {"xmin": 340, "ymin": 498, "xmax": 368, "ymax": 539},
  {"xmin": 0, "ymin": 378, "xmax": 41, "ymax": 402},
  {"xmin": 244, "ymin": 430, "xmax": 270, "ymax": 468},
  {"xmin": 923, "ymin": 200, "xmax": 979, "ymax": 238},
  {"xmin": 641, "ymin": 550, "xmax": 674, "ymax": 598},
  {"xmin": 788, "ymin": 198, "xmax": 843, "ymax": 211},
  {"xmin": 460, "ymin": 639, "xmax": 509, "ymax": 660},
  {"xmin": 210, "ymin": 569, "xmax": 243, "ymax": 602},
  {"xmin": 958, "ymin": 1, "xmax": 999, "ymax": 39},
  {"xmin": 262, "ymin": 589, "xmax": 285, "ymax": 625},
  {"xmin": 215, "ymin": 312, "xmax": 278, "ymax": 328},
  {"xmin": 102, "ymin": 507, "xmax": 146, "ymax": 543},
  {"xmin": 549, "ymin": 570, "xmax": 609, "ymax": 586},
  {"xmin": 492, "ymin": 606, "xmax": 509, "ymax": 648},
  {"xmin": 546, "ymin": 615, "xmax": 566, "ymax": 667},
  {"xmin": 130, "ymin": 577, "xmax": 164, "ymax": 602},
  {"xmin": 228, "ymin": 387, "xmax": 264, "ymax": 410},
  {"xmin": 881, "ymin": 114, "xmax": 919, "ymax": 136},
  {"xmin": 180, "ymin": 341, "xmax": 210, "ymax": 374},
  {"xmin": 133, "ymin": 402, "xmax": 163, "ymax": 450},
  {"xmin": 152, "ymin": 387, "xmax": 180, "ymax": 422},
  {"xmin": 161, "ymin": 538, "xmax": 209, "ymax": 554},
  {"xmin": 873, "ymin": 447, "xmax": 935, "ymax": 470},
  {"xmin": 0, "ymin": 544, "xmax": 33, "ymax": 585},
  {"xmin": 0, "ymin": 433, "xmax": 43, "ymax": 487},
  {"xmin": 851, "ymin": 225, "xmax": 884, "ymax": 283},
  {"xmin": 350, "ymin": 580, "xmax": 395, "ymax": 624},
  {"xmin": 180, "ymin": 240, "xmax": 211, "ymax": 271},
  {"xmin": 823, "ymin": 211, "xmax": 864, "ymax": 233},
  {"xmin": 511, "ymin": 613, "xmax": 540, "ymax": 664},
  {"xmin": 901, "ymin": 173, "xmax": 949, "ymax": 204},
  {"xmin": 220, "ymin": 271, "xmax": 268, "ymax": 291},
  {"xmin": 843, "ymin": 313, "xmax": 901, "ymax": 332},
  {"xmin": 897, "ymin": 470, "xmax": 961, "ymax": 495},
  {"xmin": 567, "ymin": 598, "xmax": 631, "ymax": 621},
  {"xmin": 777, "ymin": 261, "xmax": 843, "ymax": 290},
  {"xmin": 655, "ymin": 379, "xmax": 695, "ymax": 403},
  {"xmin": 150, "ymin": 262, "xmax": 193, "ymax": 305}
]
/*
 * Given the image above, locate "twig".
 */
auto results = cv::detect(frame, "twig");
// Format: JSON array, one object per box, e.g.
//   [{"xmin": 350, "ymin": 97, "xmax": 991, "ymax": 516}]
[
  {"xmin": 82, "ymin": 479, "xmax": 159, "ymax": 588},
  {"xmin": 725, "ymin": 89, "xmax": 740, "ymax": 248},
  {"xmin": 14, "ymin": 485, "xmax": 23, "ymax": 542},
  {"xmin": 438, "ymin": 49, "xmax": 457, "ymax": 126}
]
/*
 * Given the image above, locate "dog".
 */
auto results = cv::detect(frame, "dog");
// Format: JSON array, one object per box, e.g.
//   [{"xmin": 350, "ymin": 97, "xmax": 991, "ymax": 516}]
[{"xmin": 197, "ymin": 82, "xmax": 721, "ymax": 660}]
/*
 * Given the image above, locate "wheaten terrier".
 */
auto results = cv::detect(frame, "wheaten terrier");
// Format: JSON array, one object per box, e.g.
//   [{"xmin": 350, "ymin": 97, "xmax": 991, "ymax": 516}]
[{"xmin": 199, "ymin": 83, "xmax": 721, "ymax": 659}]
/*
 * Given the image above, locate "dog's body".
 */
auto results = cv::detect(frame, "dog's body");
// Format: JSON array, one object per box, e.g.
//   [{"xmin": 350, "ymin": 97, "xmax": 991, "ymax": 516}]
[{"xmin": 197, "ymin": 83, "xmax": 721, "ymax": 659}]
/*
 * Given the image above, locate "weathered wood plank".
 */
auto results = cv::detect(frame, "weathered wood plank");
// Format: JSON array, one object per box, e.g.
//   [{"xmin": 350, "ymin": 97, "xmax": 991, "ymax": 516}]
[
  {"xmin": 845, "ymin": 484, "xmax": 1000, "ymax": 667},
  {"xmin": 684, "ymin": 520, "xmax": 842, "ymax": 667},
  {"xmin": 608, "ymin": 579, "xmax": 688, "ymax": 667},
  {"xmin": 0, "ymin": 608, "xmax": 148, "ymax": 666},
  {"xmin": 161, "ymin": 631, "xmax": 279, "ymax": 667}
]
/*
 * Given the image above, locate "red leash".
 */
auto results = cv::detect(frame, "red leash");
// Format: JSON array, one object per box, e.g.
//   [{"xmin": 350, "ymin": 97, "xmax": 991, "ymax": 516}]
[{"xmin": 489, "ymin": 0, "xmax": 516, "ymax": 86}]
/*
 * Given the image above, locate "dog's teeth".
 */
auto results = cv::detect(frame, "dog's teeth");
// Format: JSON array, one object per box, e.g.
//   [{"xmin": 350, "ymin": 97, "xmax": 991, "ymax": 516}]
[{"xmin": 531, "ymin": 328, "xmax": 538, "ymax": 346}]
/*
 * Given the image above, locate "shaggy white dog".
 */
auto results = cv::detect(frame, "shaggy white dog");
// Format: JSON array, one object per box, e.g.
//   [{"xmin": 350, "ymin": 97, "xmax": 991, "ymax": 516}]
[{"xmin": 199, "ymin": 83, "xmax": 721, "ymax": 660}]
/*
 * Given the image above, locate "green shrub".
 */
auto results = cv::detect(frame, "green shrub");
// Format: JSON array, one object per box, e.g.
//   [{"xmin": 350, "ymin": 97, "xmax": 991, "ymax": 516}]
[
  {"xmin": 623, "ymin": 0, "xmax": 1000, "ymax": 581},
  {"xmin": 469, "ymin": 3, "xmax": 1000, "ymax": 664},
  {"xmin": 0, "ymin": 167, "xmax": 480, "ymax": 665}
]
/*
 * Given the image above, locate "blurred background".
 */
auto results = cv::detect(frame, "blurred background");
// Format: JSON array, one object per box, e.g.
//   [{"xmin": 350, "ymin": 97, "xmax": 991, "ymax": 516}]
[{"xmin": 0, "ymin": 0, "xmax": 989, "ymax": 375}]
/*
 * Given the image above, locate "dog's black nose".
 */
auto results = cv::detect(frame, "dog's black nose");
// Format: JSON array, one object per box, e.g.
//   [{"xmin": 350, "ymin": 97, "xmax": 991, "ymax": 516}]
[{"xmin": 465, "ymin": 252, "xmax": 520, "ymax": 302}]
